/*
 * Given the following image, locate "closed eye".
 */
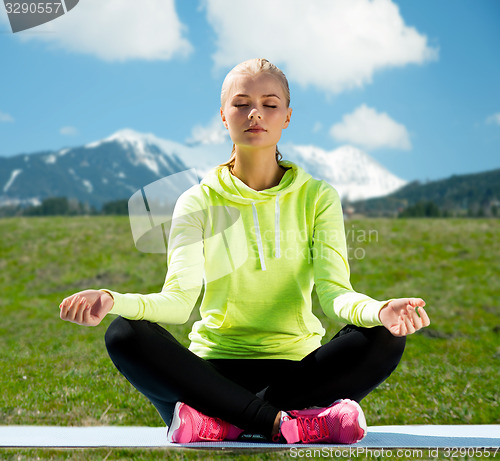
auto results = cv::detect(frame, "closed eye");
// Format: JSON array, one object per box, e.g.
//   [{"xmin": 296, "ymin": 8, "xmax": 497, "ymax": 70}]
[{"xmin": 233, "ymin": 103, "xmax": 277, "ymax": 109}]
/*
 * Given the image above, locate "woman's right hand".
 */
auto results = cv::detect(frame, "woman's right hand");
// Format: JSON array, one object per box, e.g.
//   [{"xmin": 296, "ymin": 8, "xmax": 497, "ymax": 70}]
[{"xmin": 59, "ymin": 289, "xmax": 114, "ymax": 326}]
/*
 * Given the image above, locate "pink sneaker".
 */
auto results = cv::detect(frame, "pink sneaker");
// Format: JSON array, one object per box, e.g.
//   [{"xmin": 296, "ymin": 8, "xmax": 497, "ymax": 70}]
[
  {"xmin": 167, "ymin": 402, "xmax": 244, "ymax": 443},
  {"xmin": 278, "ymin": 399, "xmax": 367, "ymax": 444}
]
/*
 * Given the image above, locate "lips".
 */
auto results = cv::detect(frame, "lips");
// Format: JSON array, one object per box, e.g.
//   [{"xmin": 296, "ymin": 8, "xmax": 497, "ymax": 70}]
[{"xmin": 245, "ymin": 126, "xmax": 266, "ymax": 133}]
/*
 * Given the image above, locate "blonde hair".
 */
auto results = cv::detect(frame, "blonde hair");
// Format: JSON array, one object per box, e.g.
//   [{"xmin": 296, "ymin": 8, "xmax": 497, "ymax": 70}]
[{"xmin": 219, "ymin": 58, "xmax": 290, "ymax": 170}]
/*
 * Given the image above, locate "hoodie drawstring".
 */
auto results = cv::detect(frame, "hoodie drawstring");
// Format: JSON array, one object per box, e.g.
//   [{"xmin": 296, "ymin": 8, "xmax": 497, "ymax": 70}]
[
  {"xmin": 251, "ymin": 195, "xmax": 281, "ymax": 271},
  {"xmin": 252, "ymin": 202, "xmax": 266, "ymax": 271},
  {"xmin": 275, "ymin": 194, "xmax": 281, "ymax": 259}
]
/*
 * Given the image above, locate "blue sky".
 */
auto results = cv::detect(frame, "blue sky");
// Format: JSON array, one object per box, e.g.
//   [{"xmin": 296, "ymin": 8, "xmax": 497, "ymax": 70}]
[{"xmin": 0, "ymin": 0, "xmax": 499, "ymax": 181}]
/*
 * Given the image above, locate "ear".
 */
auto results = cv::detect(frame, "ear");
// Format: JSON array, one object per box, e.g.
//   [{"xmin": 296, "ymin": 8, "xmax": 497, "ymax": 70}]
[
  {"xmin": 220, "ymin": 107, "xmax": 229, "ymax": 129},
  {"xmin": 283, "ymin": 107, "xmax": 292, "ymax": 129}
]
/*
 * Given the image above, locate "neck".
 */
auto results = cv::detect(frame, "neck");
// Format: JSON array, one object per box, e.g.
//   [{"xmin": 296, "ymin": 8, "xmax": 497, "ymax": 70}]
[{"xmin": 231, "ymin": 146, "xmax": 285, "ymax": 191}]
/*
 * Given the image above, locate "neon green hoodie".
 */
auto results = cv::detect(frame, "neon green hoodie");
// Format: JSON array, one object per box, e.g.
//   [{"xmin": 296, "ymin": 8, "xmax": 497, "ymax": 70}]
[{"xmin": 104, "ymin": 161, "xmax": 388, "ymax": 360}]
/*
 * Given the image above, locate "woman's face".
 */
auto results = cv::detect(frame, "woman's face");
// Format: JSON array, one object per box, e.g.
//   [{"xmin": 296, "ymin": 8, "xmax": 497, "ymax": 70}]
[{"xmin": 220, "ymin": 72, "xmax": 292, "ymax": 152}]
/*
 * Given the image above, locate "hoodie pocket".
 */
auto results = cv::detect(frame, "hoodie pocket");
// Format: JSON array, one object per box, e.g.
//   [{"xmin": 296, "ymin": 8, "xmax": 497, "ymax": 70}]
[{"xmin": 218, "ymin": 299, "xmax": 310, "ymax": 337}]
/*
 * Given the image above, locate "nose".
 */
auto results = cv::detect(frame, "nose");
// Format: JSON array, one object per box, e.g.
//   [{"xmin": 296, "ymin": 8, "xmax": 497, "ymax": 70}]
[{"xmin": 248, "ymin": 108, "xmax": 262, "ymax": 120}]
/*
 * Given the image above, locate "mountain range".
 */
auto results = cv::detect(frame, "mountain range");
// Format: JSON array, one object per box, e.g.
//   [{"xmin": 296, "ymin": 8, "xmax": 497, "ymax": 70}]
[
  {"xmin": 0, "ymin": 129, "xmax": 407, "ymax": 209},
  {"xmin": 351, "ymin": 168, "xmax": 500, "ymax": 217}
]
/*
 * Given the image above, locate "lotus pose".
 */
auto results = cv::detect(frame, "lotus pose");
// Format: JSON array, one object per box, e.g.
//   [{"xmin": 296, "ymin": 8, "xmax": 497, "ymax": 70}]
[{"xmin": 60, "ymin": 59, "xmax": 430, "ymax": 444}]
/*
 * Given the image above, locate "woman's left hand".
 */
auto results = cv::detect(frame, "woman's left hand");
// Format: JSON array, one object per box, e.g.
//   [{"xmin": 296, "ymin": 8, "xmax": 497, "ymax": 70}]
[{"xmin": 379, "ymin": 298, "xmax": 430, "ymax": 337}]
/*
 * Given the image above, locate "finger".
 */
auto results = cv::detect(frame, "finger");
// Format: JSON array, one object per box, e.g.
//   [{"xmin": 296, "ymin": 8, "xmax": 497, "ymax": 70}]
[
  {"xmin": 408, "ymin": 305, "xmax": 423, "ymax": 330},
  {"xmin": 68, "ymin": 296, "xmax": 85, "ymax": 322},
  {"xmin": 60, "ymin": 302, "xmax": 69, "ymax": 320},
  {"xmin": 62, "ymin": 295, "xmax": 77, "ymax": 312},
  {"xmin": 402, "ymin": 311, "xmax": 416, "ymax": 335},
  {"xmin": 60, "ymin": 297, "xmax": 71, "ymax": 309},
  {"xmin": 417, "ymin": 306, "xmax": 431, "ymax": 327},
  {"xmin": 397, "ymin": 320, "xmax": 406, "ymax": 337},
  {"xmin": 59, "ymin": 297, "xmax": 75, "ymax": 320},
  {"xmin": 61, "ymin": 293, "xmax": 79, "ymax": 307},
  {"xmin": 396, "ymin": 315, "xmax": 406, "ymax": 337},
  {"xmin": 408, "ymin": 298, "xmax": 426, "ymax": 308},
  {"xmin": 75, "ymin": 299, "xmax": 89, "ymax": 324},
  {"xmin": 64, "ymin": 296, "xmax": 79, "ymax": 322}
]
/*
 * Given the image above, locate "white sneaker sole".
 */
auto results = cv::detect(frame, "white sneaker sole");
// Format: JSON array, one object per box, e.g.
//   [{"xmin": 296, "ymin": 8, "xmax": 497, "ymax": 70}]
[
  {"xmin": 333, "ymin": 399, "xmax": 368, "ymax": 442},
  {"xmin": 349, "ymin": 400, "xmax": 368, "ymax": 441},
  {"xmin": 166, "ymin": 401, "xmax": 183, "ymax": 443}
]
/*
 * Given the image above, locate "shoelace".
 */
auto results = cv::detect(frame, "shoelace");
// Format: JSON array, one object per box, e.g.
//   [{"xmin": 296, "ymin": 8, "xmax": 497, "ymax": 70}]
[
  {"xmin": 297, "ymin": 415, "xmax": 330, "ymax": 443},
  {"xmin": 199, "ymin": 417, "xmax": 227, "ymax": 441}
]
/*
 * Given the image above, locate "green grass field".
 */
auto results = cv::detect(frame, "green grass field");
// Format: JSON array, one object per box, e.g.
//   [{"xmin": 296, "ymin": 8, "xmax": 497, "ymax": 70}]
[{"xmin": 0, "ymin": 216, "xmax": 498, "ymax": 460}]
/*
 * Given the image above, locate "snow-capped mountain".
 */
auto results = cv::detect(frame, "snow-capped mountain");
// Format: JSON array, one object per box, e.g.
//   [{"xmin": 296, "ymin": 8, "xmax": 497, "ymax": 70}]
[
  {"xmin": 284, "ymin": 144, "xmax": 407, "ymax": 201},
  {"xmin": 0, "ymin": 129, "xmax": 406, "ymax": 209},
  {"xmin": 0, "ymin": 129, "xmax": 192, "ymax": 209}
]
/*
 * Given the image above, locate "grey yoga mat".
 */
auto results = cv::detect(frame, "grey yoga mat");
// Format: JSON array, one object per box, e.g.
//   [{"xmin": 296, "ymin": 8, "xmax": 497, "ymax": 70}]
[{"xmin": 0, "ymin": 425, "xmax": 498, "ymax": 448}]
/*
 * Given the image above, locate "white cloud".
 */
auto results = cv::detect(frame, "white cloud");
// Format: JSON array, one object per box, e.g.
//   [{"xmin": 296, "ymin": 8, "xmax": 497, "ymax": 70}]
[
  {"xmin": 186, "ymin": 115, "xmax": 229, "ymax": 146},
  {"xmin": 330, "ymin": 104, "xmax": 411, "ymax": 151},
  {"xmin": 60, "ymin": 126, "xmax": 78, "ymax": 136},
  {"xmin": 486, "ymin": 113, "xmax": 500, "ymax": 126},
  {"xmin": 0, "ymin": 111, "xmax": 14, "ymax": 122},
  {"xmin": 4, "ymin": 0, "xmax": 192, "ymax": 61},
  {"xmin": 204, "ymin": 0, "xmax": 438, "ymax": 94}
]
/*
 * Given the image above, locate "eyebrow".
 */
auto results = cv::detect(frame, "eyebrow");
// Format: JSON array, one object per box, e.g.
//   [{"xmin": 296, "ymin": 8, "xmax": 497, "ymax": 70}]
[{"xmin": 233, "ymin": 93, "xmax": 281, "ymax": 100}]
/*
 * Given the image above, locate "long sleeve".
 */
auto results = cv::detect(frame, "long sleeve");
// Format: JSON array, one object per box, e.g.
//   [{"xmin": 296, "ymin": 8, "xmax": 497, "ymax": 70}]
[
  {"xmin": 312, "ymin": 182, "xmax": 387, "ymax": 327},
  {"xmin": 102, "ymin": 187, "xmax": 206, "ymax": 325}
]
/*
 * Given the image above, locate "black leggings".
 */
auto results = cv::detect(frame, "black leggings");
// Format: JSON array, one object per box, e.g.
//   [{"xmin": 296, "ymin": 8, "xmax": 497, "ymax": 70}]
[{"xmin": 105, "ymin": 317, "xmax": 405, "ymax": 438}]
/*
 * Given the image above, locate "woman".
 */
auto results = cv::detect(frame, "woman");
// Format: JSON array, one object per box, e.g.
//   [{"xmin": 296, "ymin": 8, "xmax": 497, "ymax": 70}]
[{"xmin": 59, "ymin": 58, "xmax": 430, "ymax": 445}]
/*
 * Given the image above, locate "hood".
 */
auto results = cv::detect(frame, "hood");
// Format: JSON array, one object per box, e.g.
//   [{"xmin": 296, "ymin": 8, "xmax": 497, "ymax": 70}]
[
  {"xmin": 200, "ymin": 161, "xmax": 312, "ymax": 271},
  {"xmin": 200, "ymin": 160, "xmax": 312, "ymax": 204}
]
